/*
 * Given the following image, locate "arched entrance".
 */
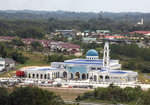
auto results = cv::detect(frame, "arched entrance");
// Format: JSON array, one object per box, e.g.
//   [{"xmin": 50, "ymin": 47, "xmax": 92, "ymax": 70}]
[
  {"xmin": 82, "ymin": 73, "xmax": 86, "ymax": 80},
  {"xmin": 105, "ymin": 75, "xmax": 109, "ymax": 82},
  {"xmin": 70, "ymin": 73, "xmax": 73, "ymax": 79},
  {"xmin": 63, "ymin": 71, "xmax": 67, "ymax": 78},
  {"xmin": 105, "ymin": 75, "xmax": 109, "ymax": 79},
  {"xmin": 36, "ymin": 74, "xmax": 39, "ymax": 79},
  {"xmin": 94, "ymin": 75, "xmax": 97, "ymax": 81},
  {"xmin": 40, "ymin": 74, "xmax": 43, "ymax": 79},
  {"xmin": 28, "ymin": 73, "xmax": 31, "ymax": 78},
  {"xmin": 75, "ymin": 71, "xmax": 80, "ymax": 79},
  {"xmin": 32, "ymin": 74, "xmax": 35, "ymax": 78},
  {"xmin": 99, "ymin": 75, "xmax": 103, "ymax": 82},
  {"xmin": 47, "ymin": 73, "xmax": 50, "ymax": 79},
  {"xmin": 100, "ymin": 75, "xmax": 103, "ymax": 79},
  {"xmin": 44, "ymin": 74, "xmax": 47, "ymax": 79}
]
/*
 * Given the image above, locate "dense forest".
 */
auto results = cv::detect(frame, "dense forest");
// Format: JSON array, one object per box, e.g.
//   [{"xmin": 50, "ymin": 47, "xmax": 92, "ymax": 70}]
[
  {"xmin": 0, "ymin": 86, "xmax": 71, "ymax": 105},
  {"xmin": 0, "ymin": 10, "xmax": 150, "ymax": 38},
  {"xmin": 1, "ymin": 10, "xmax": 150, "ymax": 23},
  {"xmin": 0, "ymin": 17, "xmax": 150, "ymax": 38}
]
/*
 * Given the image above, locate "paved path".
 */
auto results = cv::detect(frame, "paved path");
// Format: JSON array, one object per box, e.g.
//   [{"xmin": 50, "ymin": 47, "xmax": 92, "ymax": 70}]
[
  {"xmin": 144, "ymin": 73, "xmax": 150, "ymax": 80},
  {"xmin": 0, "ymin": 69, "xmax": 9, "ymax": 76}
]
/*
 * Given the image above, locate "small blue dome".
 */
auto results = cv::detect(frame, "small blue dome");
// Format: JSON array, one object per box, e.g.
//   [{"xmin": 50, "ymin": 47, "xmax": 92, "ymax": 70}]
[{"xmin": 86, "ymin": 49, "xmax": 98, "ymax": 56}]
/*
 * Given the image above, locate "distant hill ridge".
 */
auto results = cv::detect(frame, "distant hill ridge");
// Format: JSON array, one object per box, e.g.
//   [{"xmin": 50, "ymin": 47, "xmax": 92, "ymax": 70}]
[{"xmin": 0, "ymin": 10, "xmax": 150, "ymax": 22}]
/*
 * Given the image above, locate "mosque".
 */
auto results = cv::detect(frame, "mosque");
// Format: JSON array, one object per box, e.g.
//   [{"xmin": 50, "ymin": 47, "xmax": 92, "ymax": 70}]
[{"xmin": 23, "ymin": 42, "xmax": 138, "ymax": 82}]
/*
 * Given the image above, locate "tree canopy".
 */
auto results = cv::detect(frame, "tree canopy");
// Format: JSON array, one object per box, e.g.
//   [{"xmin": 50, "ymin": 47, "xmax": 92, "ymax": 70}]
[
  {"xmin": 0, "ymin": 86, "xmax": 68, "ymax": 105},
  {"xmin": 76, "ymin": 84, "xmax": 142, "ymax": 104}
]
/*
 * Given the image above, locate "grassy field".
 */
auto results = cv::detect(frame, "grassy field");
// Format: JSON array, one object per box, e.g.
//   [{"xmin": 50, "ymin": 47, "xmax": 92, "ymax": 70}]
[
  {"xmin": 0, "ymin": 51, "xmax": 50, "ymax": 77},
  {"xmin": 21, "ymin": 51, "xmax": 50, "ymax": 66},
  {"xmin": 41, "ymin": 87, "xmax": 93, "ymax": 101},
  {"xmin": 138, "ymin": 73, "xmax": 150, "ymax": 84}
]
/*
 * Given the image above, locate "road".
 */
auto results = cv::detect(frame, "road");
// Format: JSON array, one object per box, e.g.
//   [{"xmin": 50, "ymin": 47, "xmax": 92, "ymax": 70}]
[
  {"xmin": 0, "ymin": 69, "xmax": 9, "ymax": 76},
  {"xmin": 64, "ymin": 100, "xmax": 116, "ymax": 105},
  {"xmin": 144, "ymin": 73, "xmax": 150, "ymax": 80}
]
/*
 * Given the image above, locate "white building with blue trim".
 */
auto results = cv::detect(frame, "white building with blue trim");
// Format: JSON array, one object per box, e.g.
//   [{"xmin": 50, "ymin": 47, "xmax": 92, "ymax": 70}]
[{"xmin": 24, "ymin": 42, "xmax": 138, "ymax": 82}]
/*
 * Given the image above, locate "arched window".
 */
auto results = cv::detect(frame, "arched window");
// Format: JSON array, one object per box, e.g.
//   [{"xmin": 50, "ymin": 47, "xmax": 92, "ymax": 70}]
[
  {"xmin": 105, "ymin": 75, "xmax": 109, "ymax": 79},
  {"xmin": 36, "ymin": 74, "xmax": 39, "ymax": 79},
  {"xmin": 63, "ymin": 71, "xmax": 67, "ymax": 78},
  {"xmin": 40, "ymin": 74, "xmax": 43, "ymax": 79},
  {"xmin": 70, "ymin": 73, "xmax": 73, "ymax": 79},
  {"xmin": 75, "ymin": 71, "xmax": 80, "ymax": 79},
  {"xmin": 44, "ymin": 74, "xmax": 47, "ymax": 79},
  {"xmin": 32, "ymin": 74, "xmax": 35, "ymax": 78},
  {"xmin": 100, "ymin": 75, "xmax": 103, "ymax": 79},
  {"xmin": 82, "ymin": 73, "xmax": 86, "ymax": 80},
  {"xmin": 97, "ymin": 68, "xmax": 101, "ymax": 70},
  {"xmin": 105, "ymin": 52, "xmax": 107, "ymax": 57}
]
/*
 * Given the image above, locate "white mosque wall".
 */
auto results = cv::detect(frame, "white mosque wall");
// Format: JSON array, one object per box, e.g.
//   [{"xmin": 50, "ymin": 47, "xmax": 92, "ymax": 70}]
[
  {"xmin": 92, "ymin": 72, "xmax": 137, "ymax": 83},
  {"xmin": 86, "ymin": 56, "xmax": 98, "ymax": 60},
  {"xmin": 24, "ymin": 68, "xmax": 67, "ymax": 80},
  {"xmin": 109, "ymin": 64, "xmax": 121, "ymax": 70},
  {"xmin": 51, "ymin": 62, "xmax": 62, "ymax": 68}
]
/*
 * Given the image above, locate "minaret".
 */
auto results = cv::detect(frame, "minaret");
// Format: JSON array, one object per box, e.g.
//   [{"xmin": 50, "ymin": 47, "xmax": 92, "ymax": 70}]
[
  {"xmin": 103, "ymin": 41, "xmax": 110, "ymax": 70},
  {"xmin": 141, "ymin": 18, "xmax": 144, "ymax": 25}
]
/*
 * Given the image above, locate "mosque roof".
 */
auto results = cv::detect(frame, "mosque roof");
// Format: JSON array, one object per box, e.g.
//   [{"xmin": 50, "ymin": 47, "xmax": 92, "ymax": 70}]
[
  {"xmin": 63, "ymin": 59, "xmax": 119, "ymax": 66},
  {"xmin": 86, "ymin": 49, "xmax": 98, "ymax": 56},
  {"xmin": 64, "ymin": 62, "xmax": 103, "ymax": 65},
  {"xmin": 27, "ymin": 67, "xmax": 63, "ymax": 71},
  {"xmin": 97, "ymin": 70, "xmax": 137, "ymax": 74},
  {"xmin": 110, "ymin": 71, "xmax": 127, "ymax": 74},
  {"xmin": 64, "ymin": 59, "xmax": 117, "ymax": 63}
]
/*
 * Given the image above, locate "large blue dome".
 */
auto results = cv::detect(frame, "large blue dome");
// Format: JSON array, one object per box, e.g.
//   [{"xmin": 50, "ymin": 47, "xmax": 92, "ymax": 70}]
[{"xmin": 86, "ymin": 49, "xmax": 98, "ymax": 56}]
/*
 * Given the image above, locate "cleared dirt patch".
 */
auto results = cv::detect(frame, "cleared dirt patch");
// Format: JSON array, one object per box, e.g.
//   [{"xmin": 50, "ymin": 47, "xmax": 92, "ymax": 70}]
[{"xmin": 41, "ymin": 87, "xmax": 93, "ymax": 101}]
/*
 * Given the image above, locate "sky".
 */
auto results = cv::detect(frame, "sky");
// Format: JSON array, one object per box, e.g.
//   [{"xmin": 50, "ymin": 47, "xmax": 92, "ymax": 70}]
[{"xmin": 0, "ymin": 0, "xmax": 149, "ymax": 13}]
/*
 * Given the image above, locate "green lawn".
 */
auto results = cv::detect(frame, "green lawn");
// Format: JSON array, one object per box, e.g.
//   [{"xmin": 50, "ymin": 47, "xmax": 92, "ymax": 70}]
[
  {"xmin": 21, "ymin": 51, "xmax": 50, "ymax": 66},
  {"xmin": 138, "ymin": 73, "xmax": 150, "ymax": 84},
  {"xmin": 0, "ymin": 51, "xmax": 50, "ymax": 77}
]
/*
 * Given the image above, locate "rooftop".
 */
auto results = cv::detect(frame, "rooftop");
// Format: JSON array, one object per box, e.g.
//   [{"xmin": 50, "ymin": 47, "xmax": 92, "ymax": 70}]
[
  {"xmin": 27, "ymin": 67, "xmax": 63, "ymax": 71},
  {"xmin": 86, "ymin": 49, "xmax": 98, "ymax": 56},
  {"xmin": 0, "ymin": 57, "xmax": 5, "ymax": 61},
  {"xmin": 63, "ymin": 58, "xmax": 118, "ymax": 66}
]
